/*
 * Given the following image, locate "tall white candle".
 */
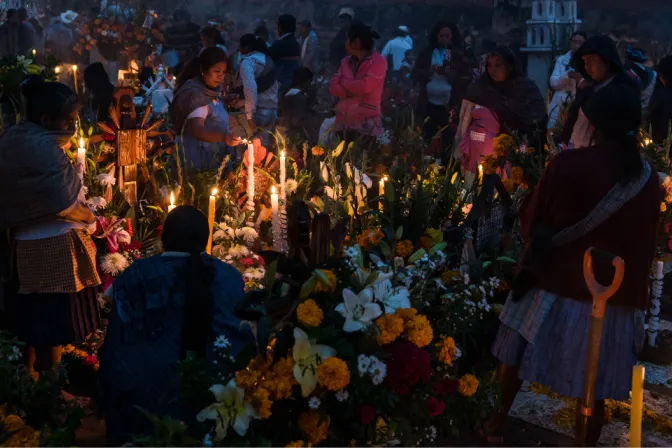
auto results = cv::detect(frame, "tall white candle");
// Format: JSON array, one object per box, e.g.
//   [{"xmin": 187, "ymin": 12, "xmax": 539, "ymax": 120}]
[
  {"xmin": 280, "ymin": 150, "xmax": 286, "ymax": 202},
  {"xmin": 72, "ymin": 65, "xmax": 78, "ymax": 95},
  {"xmin": 77, "ymin": 137, "xmax": 86, "ymax": 175},
  {"xmin": 246, "ymin": 143, "xmax": 255, "ymax": 224},
  {"xmin": 167, "ymin": 191, "xmax": 176, "ymax": 213},
  {"xmin": 206, "ymin": 188, "xmax": 217, "ymax": 255},
  {"xmin": 656, "ymin": 261, "xmax": 664, "ymax": 279},
  {"xmin": 271, "ymin": 186, "xmax": 282, "ymax": 252}
]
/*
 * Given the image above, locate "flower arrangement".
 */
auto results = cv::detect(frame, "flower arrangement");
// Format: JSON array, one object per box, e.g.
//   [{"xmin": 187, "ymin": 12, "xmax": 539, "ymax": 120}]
[{"xmin": 211, "ymin": 215, "xmax": 266, "ymax": 290}]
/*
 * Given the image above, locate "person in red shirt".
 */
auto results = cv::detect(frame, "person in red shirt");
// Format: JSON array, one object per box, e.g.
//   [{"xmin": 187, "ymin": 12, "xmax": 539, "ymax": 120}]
[{"xmin": 484, "ymin": 74, "xmax": 661, "ymax": 446}]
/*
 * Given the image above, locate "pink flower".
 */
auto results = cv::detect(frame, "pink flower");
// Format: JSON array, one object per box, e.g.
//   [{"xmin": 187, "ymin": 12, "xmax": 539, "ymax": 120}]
[
  {"xmin": 83, "ymin": 354, "xmax": 98, "ymax": 366},
  {"xmin": 239, "ymin": 257, "xmax": 255, "ymax": 266}
]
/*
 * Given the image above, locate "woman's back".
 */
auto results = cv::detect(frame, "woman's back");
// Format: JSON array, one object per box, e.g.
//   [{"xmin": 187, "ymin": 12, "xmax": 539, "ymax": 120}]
[{"xmin": 520, "ymin": 145, "xmax": 661, "ymax": 309}]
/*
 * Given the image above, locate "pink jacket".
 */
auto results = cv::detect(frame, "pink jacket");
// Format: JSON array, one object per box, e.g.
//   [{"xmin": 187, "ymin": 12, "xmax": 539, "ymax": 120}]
[{"xmin": 329, "ymin": 52, "xmax": 386, "ymax": 132}]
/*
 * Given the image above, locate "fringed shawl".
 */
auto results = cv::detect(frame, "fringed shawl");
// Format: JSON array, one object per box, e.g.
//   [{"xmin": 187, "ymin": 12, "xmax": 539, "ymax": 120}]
[{"xmin": 171, "ymin": 78, "xmax": 220, "ymax": 133}]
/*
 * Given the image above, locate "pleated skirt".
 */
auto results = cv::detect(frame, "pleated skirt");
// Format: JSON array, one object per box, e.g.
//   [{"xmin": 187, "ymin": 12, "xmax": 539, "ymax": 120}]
[
  {"xmin": 14, "ymin": 287, "xmax": 101, "ymax": 349},
  {"xmin": 492, "ymin": 296, "xmax": 644, "ymax": 401}
]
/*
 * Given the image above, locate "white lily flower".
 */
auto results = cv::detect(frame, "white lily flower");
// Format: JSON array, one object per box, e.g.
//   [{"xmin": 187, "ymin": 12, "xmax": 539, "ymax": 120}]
[
  {"xmin": 335, "ymin": 287, "xmax": 382, "ymax": 332},
  {"xmin": 320, "ymin": 162, "xmax": 329, "ymax": 183},
  {"xmin": 292, "ymin": 328, "xmax": 336, "ymax": 397},
  {"xmin": 197, "ymin": 379, "xmax": 258, "ymax": 440},
  {"xmin": 372, "ymin": 279, "xmax": 411, "ymax": 314}
]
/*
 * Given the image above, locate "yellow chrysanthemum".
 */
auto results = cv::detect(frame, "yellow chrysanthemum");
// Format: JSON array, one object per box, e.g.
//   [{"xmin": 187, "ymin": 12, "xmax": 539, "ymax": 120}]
[
  {"xmin": 458, "ymin": 374, "xmax": 479, "ymax": 397},
  {"xmin": 313, "ymin": 270, "xmax": 336, "ymax": 293},
  {"xmin": 375, "ymin": 314, "xmax": 405, "ymax": 345},
  {"xmin": 297, "ymin": 299, "xmax": 324, "ymax": 327},
  {"xmin": 2, "ymin": 415, "xmax": 26, "ymax": 432},
  {"xmin": 395, "ymin": 240, "xmax": 414, "ymax": 258},
  {"xmin": 316, "ymin": 357, "xmax": 350, "ymax": 391},
  {"xmin": 251, "ymin": 387, "xmax": 273, "ymax": 420},
  {"xmin": 435, "ymin": 336, "xmax": 457, "ymax": 365},
  {"xmin": 264, "ymin": 357, "xmax": 296, "ymax": 400},
  {"xmin": 662, "ymin": 202, "xmax": 667, "ymax": 213},
  {"xmin": 406, "ymin": 314, "xmax": 434, "ymax": 348},
  {"xmin": 298, "ymin": 411, "xmax": 330, "ymax": 445},
  {"xmin": 493, "ymin": 134, "xmax": 514, "ymax": 158}
]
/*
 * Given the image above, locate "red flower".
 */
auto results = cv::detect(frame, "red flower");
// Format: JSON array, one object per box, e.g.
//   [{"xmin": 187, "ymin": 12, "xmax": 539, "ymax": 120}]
[
  {"xmin": 255, "ymin": 255, "xmax": 265, "ymax": 266},
  {"xmin": 239, "ymin": 257, "xmax": 255, "ymax": 266},
  {"xmin": 105, "ymin": 239, "xmax": 119, "ymax": 253},
  {"xmin": 83, "ymin": 354, "xmax": 98, "ymax": 366},
  {"xmin": 359, "ymin": 405, "xmax": 376, "ymax": 425},
  {"xmin": 384, "ymin": 341, "xmax": 431, "ymax": 396},
  {"xmin": 432, "ymin": 378, "xmax": 458, "ymax": 397},
  {"xmin": 425, "ymin": 396, "xmax": 446, "ymax": 417},
  {"xmin": 125, "ymin": 219, "xmax": 133, "ymax": 237}
]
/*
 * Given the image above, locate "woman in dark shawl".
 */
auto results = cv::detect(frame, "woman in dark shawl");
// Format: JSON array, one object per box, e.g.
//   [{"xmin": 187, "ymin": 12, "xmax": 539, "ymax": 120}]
[
  {"xmin": 0, "ymin": 77, "xmax": 101, "ymax": 386},
  {"xmin": 99, "ymin": 206, "xmax": 253, "ymax": 445},
  {"xmin": 172, "ymin": 47, "xmax": 240, "ymax": 171},
  {"xmin": 455, "ymin": 46, "xmax": 547, "ymax": 179}
]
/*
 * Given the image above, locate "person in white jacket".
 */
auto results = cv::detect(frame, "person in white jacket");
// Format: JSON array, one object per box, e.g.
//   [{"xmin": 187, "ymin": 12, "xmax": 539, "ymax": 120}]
[{"xmin": 547, "ymin": 31, "xmax": 586, "ymax": 129}]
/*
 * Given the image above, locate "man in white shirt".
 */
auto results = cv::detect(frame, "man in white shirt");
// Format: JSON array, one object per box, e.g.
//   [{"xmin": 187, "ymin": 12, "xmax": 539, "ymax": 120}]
[{"xmin": 381, "ymin": 26, "xmax": 412, "ymax": 72}]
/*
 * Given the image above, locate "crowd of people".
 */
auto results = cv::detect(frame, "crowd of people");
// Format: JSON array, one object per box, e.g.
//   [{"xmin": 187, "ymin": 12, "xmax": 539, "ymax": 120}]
[{"xmin": 0, "ymin": 3, "xmax": 670, "ymax": 446}]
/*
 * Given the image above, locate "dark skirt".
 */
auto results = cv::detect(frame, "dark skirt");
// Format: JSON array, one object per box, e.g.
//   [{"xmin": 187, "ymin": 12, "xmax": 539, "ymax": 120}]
[{"xmin": 14, "ymin": 287, "xmax": 101, "ymax": 349}]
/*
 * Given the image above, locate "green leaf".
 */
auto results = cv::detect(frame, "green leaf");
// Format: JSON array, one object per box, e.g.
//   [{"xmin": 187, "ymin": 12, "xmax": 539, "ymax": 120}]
[
  {"xmin": 343, "ymin": 199, "xmax": 354, "ymax": 217},
  {"xmin": 482, "ymin": 261, "xmax": 492, "ymax": 269},
  {"xmin": 408, "ymin": 248, "xmax": 426, "ymax": 264},
  {"xmin": 496, "ymin": 256, "xmax": 517, "ymax": 263},
  {"xmin": 395, "ymin": 226, "xmax": 403, "ymax": 240},
  {"xmin": 88, "ymin": 126, "xmax": 93, "ymax": 136},
  {"xmin": 263, "ymin": 260, "xmax": 278, "ymax": 293},
  {"xmin": 313, "ymin": 269, "xmax": 332, "ymax": 288},
  {"xmin": 379, "ymin": 240, "xmax": 391, "ymax": 257},
  {"xmin": 300, "ymin": 276, "xmax": 317, "ymax": 299},
  {"xmin": 384, "ymin": 180, "xmax": 395, "ymax": 202},
  {"xmin": 332, "ymin": 140, "xmax": 345, "ymax": 158},
  {"xmin": 429, "ymin": 241, "xmax": 447, "ymax": 255}
]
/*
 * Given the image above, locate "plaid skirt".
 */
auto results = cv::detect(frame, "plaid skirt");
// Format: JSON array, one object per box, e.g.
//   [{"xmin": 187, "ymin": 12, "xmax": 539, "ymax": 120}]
[{"xmin": 16, "ymin": 229, "xmax": 101, "ymax": 294}]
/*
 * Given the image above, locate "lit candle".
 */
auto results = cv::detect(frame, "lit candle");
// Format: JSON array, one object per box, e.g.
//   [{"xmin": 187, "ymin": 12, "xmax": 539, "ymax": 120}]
[
  {"xmin": 279, "ymin": 150, "xmax": 286, "ymax": 202},
  {"xmin": 167, "ymin": 191, "xmax": 176, "ymax": 213},
  {"xmin": 644, "ymin": 138, "xmax": 652, "ymax": 146},
  {"xmin": 54, "ymin": 66, "xmax": 61, "ymax": 74},
  {"xmin": 478, "ymin": 163, "xmax": 483, "ymax": 185},
  {"xmin": 246, "ymin": 143, "xmax": 255, "ymax": 225},
  {"xmin": 77, "ymin": 137, "xmax": 86, "ymax": 176},
  {"xmin": 32, "ymin": 48, "xmax": 36, "ymax": 58},
  {"xmin": 206, "ymin": 188, "xmax": 217, "ymax": 254},
  {"xmin": 72, "ymin": 65, "xmax": 78, "ymax": 95},
  {"xmin": 379, "ymin": 176, "xmax": 386, "ymax": 211},
  {"xmin": 629, "ymin": 365, "xmax": 645, "ymax": 447},
  {"xmin": 271, "ymin": 186, "xmax": 282, "ymax": 252}
]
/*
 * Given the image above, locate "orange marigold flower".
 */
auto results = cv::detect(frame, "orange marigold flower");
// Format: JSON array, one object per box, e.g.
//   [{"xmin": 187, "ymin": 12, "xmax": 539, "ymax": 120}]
[
  {"xmin": 435, "ymin": 336, "xmax": 458, "ymax": 365},
  {"xmin": 458, "ymin": 373, "xmax": 479, "ymax": 397},
  {"xmin": 297, "ymin": 299, "xmax": 324, "ymax": 327},
  {"xmin": 251, "ymin": 387, "xmax": 273, "ymax": 419},
  {"xmin": 375, "ymin": 314, "xmax": 405, "ymax": 345},
  {"xmin": 493, "ymin": 134, "xmax": 514, "ymax": 158},
  {"xmin": 316, "ymin": 357, "xmax": 350, "ymax": 391},
  {"xmin": 419, "ymin": 236, "xmax": 433, "ymax": 251},
  {"xmin": 313, "ymin": 270, "xmax": 336, "ymax": 293},
  {"xmin": 396, "ymin": 240, "xmax": 414, "ymax": 258},
  {"xmin": 299, "ymin": 411, "xmax": 330, "ymax": 445},
  {"xmin": 394, "ymin": 307, "xmax": 417, "ymax": 322},
  {"xmin": 405, "ymin": 314, "xmax": 434, "ymax": 348},
  {"xmin": 3, "ymin": 414, "xmax": 26, "ymax": 432},
  {"xmin": 311, "ymin": 146, "xmax": 325, "ymax": 156},
  {"xmin": 235, "ymin": 356, "xmax": 271, "ymax": 391},
  {"xmin": 262, "ymin": 357, "xmax": 296, "ymax": 400}
]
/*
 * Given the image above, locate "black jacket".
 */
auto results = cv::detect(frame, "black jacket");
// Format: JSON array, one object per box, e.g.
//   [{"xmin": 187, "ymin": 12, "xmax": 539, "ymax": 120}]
[{"xmin": 647, "ymin": 83, "xmax": 672, "ymax": 143}]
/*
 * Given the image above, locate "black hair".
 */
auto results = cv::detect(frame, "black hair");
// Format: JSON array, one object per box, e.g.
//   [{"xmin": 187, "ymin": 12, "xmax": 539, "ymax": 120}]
[
  {"xmin": 17, "ymin": 7, "xmax": 27, "ymax": 21},
  {"xmin": 570, "ymin": 31, "xmax": 587, "ymax": 40},
  {"xmin": 240, "ymin": 33, "xmax": 270, "ymax": 55},
  {"xmin": 173, "ymin": 8, "xmax": 191, "ymax": 22},
  {"xmin": 487, "ymin": 45, "xmax": 520, "ymax": 78},
  {"xmin": 22, "ymin": 76, "xmax": 77, "ymax": 125},
  {"xmin": 586, "ymin": 84, "xmax": 643, "ymax": 184},
  {"xmin": 293, "ymin": 66, "xmax": 313, "ymax": 86},
  {"xmin": 201, "ymin": 26, "xmax": 225, "ymax": 46},
  {"xmin": 6, "ymin": 9, "xmax": 16, "ymax": 20},
  {"xmin": 175, "ymin": 46, "xmax": 228, "ymax": 90},
  {"xmin": 347, "ymin": 21, "xmax": 380, "ymax": 52},
  {"xmin": 84, "ymin": 62, "xmax": 113, "ymax": 93},
  {"xmin": 253, "ymin": 25, "xmax": 269, "ymax": 40},
  {"xmin": 428, "ymin": 21, "xmax": 462, "ymax": 49},
  {"xmin": 278, "ymin": 14, "xmax": 296, "ymax": 34},
  {"xmin": 657, "ymin": 55, "xmax": 672, "ymax": 84},
  {"xmin": 162, "ymin": 205, "xmax": 216, "ymax": 357}
]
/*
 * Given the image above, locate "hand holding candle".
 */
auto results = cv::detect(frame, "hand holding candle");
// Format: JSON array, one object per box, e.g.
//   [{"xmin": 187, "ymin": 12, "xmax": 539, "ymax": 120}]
[{"xmin": 206, "ymin": 188, "xmax": 217, "ymax": 255}]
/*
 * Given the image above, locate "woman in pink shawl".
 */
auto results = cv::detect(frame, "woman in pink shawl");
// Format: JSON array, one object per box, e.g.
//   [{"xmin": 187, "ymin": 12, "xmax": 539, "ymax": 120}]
[{"xmin": 456, "ymin": 47, "xmax": 546, "ymax": 177}]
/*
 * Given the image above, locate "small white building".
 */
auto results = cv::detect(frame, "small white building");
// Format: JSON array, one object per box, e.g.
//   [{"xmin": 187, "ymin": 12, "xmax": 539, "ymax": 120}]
[{"xmin": 521, "ymin": 0, "xmax": 581, "ymax": 97}]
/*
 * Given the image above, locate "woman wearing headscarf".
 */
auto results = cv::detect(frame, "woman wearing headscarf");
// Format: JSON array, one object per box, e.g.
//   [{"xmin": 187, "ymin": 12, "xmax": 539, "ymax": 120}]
[
  {"xmin": 0, "ymin": 78, "xmax": 100, "ymax": 384},
  {"xmin": 329, "ymin": 21, "xmax": 386, "ymax": 142},
  {"xmin": 99, "ymin": 206, "xmax": 253, "ymax": 445},
  {"xmin": 412, "ymin": 21, "xmax": 473, "ymax": 149},
  {"xmin": 455, "ymin": 46, "xmax": 546, "ymax": 178},
  {"xmin": 172, "ymin": 47, "xmax": 240, "ymax": 171},
  {"xmin": 484, "ymin": 81, "xmax": 661, "ymax": 446}
]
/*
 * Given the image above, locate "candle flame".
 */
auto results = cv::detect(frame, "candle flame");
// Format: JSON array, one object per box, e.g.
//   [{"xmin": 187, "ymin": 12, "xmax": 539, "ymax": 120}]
[
  {"xmin": 71, "ymin": 64, "xmax": 77, "ymax": 71},
  {"xmin": 79, "ymin": 137, "xmax": 85, "ymax": 148},
  {"xmin": 272, "ymin": 185, "xmax": 276, "ymax": 194},
  {"xmin": 211, "ymin": 188, "xmax": 218, "ymax": 196},
  {"xmin": 170, "ymin": 191, "xmax": 175, "ymax": 205},
  {"xmin": 32, "ymin": 49, "xmax": 36, "ymax": 56},
  {"xmin": 644, "ymin": 138, "xmax": 652, "ymax": 146},
  {"xmin": 54, "ymin": 66, "xmax": 61, "ymax": 74},
  {"xmin": 280, "ymin": 150, "xmax": 285, "ymax": 158},
  {"xmin": 478, "ymin": 163, "xmax": 483, "ymax": 173}
]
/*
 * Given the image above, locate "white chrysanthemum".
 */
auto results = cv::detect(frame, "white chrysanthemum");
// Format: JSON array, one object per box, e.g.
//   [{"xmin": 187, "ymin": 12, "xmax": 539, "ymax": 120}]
[
  {"xmin": 213, "ymin": 223, "xmax": 235, "ymax": 241},
  {"xmin": 214, "ymin": 335, "xmax": 231, "ymax": 349},
  {"xmin": 308, "ymin": 397, "xmax": 321, "ymax": 409},
  {"xmin": 335, "ymin": 389, "xmax": 349, "ymax": 402},
  {"xmin": 96, "ymin": 173, "xmax": 116, "ymax": 186},
  {"xmin": 368, "ymin": 358, "xmax": 387, "ymax": 385},
  {"xmin": 212, "ymin": 244, "xmax": 227, "ymax": 258},
  {"xmin": 243, "ymin": 267, "xmax": 265, "ymax": 281},
  {"xmin": 286, "ymin": 179, "xmax": 299, "ymax": 195},
  {"xmin": 357, "ymin": 354, "xmax": 372, "ymax": 376},
  {"xmin": 228, "ymin": 244, "xmax": 250, "ymax": 258},
  {"xmin": 100, "ymin": 253, "xmax": 130, "ymax": 276},
  {"xmin": 87, "ymin": 196, "xmax": 107, "ymax": 210},
  {"xmin": 235, "ymin": 227, "xmax": 258, "ymax": 244},
  {"xmin": 117, "ymin": 229, "xmax": 131, "ymax": 244},
  {"xmin": 7, "ymin": 345, "xmax": 21, "ymax": 361}
]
